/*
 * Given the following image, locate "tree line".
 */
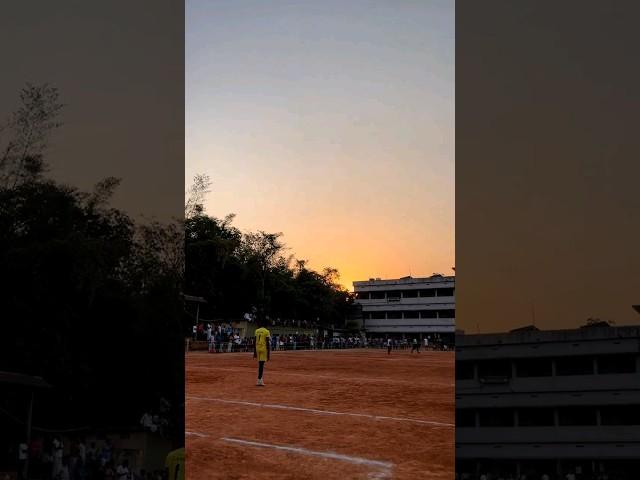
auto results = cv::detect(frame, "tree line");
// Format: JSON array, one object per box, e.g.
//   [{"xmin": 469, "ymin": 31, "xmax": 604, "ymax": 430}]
[
  {"xmin": 0, "ymin": 84, "xmax": 184, "ymax": 444},
  {"xmin": 185, "ymin": 174, "xmax": 356, "ymax": 328}
]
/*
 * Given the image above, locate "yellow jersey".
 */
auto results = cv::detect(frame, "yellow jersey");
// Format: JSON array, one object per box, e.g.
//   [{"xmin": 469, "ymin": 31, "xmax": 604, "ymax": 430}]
[
  {"xmin": 165, "ymin": 448, "xmax": 184, "ymax": 480},
  {"xmin": 255, "ymin": 327, "xmax": 271, "ymax": 349}
]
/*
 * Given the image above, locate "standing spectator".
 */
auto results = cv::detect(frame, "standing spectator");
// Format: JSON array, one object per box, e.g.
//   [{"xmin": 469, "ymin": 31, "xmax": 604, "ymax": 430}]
[
  {"xmin": 52, "ymin": 436, "xmax": 64, "ymax": 479},
  {"xmin": 78, "ymin": 438, "xmax": 86, "ymax": 466},
  {"xmin": 58, "ymin": 457, "xmax": 71, "ymax": 480},
  {"xmin": 18, "ymin": 440, "xmax": 28, "ymax": 480},
  {"xmin": 140, "ymin": 411, "xmax": 157, "ymax": 432},
  {"xmin": 101, "ymin": 439, "xmax": 113, "ymax": 466},
  {"xmin": 104, "ymin": 461, "xmax": 116, "ymax": 480},
  {"xmin": 116, "ymin": 460, "xmax": 131, "ymax": 480}
]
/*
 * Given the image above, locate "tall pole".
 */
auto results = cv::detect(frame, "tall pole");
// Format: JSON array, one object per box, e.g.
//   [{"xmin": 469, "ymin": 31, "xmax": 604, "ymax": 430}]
[{"xmin": 25, "ymin": 390, "xmax": 34, "ymax": 479}]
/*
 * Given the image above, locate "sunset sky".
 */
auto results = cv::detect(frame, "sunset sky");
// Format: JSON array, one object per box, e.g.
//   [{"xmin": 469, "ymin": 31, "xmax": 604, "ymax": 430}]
[{"xmin": 186, "ymin": 0, "xmax": 454, "ymax": 290}]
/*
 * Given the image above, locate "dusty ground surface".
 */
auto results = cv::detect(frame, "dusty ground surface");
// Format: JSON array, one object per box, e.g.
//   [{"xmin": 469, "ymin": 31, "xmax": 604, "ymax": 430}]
[{"xmin": 186, "ymin": 349, "xmax": 454, "ymax": 480}]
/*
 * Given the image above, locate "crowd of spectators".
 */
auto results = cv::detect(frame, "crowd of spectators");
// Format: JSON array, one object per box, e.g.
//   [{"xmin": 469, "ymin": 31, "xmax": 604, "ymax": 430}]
[
  {"xmin": 271, "ymin": 334, "xmax": 363, "ymax": 350},
  {"xmin": 457, "ymin": 472, "xmax": 618, "ymax": 480},
  {"xmin": 16, "ymin": 436, "xmax": 168, "ymax": 480},
  {"xmin": 367, "ymin": 336, "xmax": 450, "ymax": 351},
  {"xmin": 190, "ymin": 318, "xmax": 453, "ymax": 353}
]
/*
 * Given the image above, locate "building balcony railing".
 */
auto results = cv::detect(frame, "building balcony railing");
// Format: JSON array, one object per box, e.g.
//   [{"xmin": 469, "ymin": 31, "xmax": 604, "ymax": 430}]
[
  {"xmin": 457, "ymin": 373, "xmax": 640, "ymax": 395},
  {"xmin": 456, "ymin": 425, "xmax": 640, "ymax": 444}
]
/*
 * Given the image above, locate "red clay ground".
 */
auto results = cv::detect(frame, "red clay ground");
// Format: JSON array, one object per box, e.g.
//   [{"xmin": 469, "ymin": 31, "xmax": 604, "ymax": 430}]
[{"xmin": 186, "ymin": 349, "xmax": 454, "ymax": 480}]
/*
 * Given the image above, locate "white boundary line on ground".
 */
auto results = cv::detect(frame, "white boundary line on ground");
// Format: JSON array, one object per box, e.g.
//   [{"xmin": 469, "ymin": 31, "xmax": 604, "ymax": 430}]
[
  {"xmin": 187, "ymin": 365, "xmax": 454, "ymax": 388},
  {"xmin": 221, "ymin": 437, "xmax": 394, "ymax": 470},
  {"xmin": 186, "ymin": 431, "xmax": 393, "ymax": 473},
  {"xmin": 186, "ymin": 395, "xmax": 454, "ymax": 427}
]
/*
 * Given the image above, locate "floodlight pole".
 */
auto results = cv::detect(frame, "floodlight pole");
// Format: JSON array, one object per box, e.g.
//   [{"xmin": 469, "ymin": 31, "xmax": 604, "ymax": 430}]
[{"xmin": 25, "ymin": 390, "xmax": 34, "ymax": 479}]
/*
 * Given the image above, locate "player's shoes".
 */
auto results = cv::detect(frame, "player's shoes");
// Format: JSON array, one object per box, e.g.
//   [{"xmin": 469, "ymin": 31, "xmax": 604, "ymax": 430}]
[{"xmin": 256, "ymin": 379, "xmax": 264, "ymax": 386}]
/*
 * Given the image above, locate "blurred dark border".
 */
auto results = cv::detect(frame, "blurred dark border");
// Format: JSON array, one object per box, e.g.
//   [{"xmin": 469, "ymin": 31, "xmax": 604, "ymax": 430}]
[
  {"xmin": 1, "ymin": 1, "xmax": 184, "ymax": 478},
  {"xmin": 457, "ymin": 1, "xmax": 640, "ymax": 478}
]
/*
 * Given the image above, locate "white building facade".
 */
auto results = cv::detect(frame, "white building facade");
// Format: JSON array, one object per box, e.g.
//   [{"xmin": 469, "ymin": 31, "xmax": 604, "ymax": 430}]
[
  {"xmin": 352, "ymin": 275, "xmax": 455, "ymax": 338},
  {"xmin": 456, "ymin": 323, "xmax": 640, "ymax": 479}
]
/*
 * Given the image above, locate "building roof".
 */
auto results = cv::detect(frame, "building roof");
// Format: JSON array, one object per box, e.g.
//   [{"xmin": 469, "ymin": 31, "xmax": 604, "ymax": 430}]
[
  {"xmin": 457, "ymin": 324, "xmax": 640, "ymax": 347},
  {"xmin": 353, "ymin": 274, "xmax": 454, "ymax": 287},
  {"xmin": 0, "ymin": 371, "xmax": 51, "ymax": 389},
  {"xmin": 509, "ymin": 325, "xmax": 539, "ymax": 333}
]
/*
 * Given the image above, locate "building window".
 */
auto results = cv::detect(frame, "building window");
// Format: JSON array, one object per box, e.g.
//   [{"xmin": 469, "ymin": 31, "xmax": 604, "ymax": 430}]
[
  {"xmin": 478, "ymin": 408, "xmax": 514, "ymax": 427},
  {"xmin": 387, "ymin": 311, "xmax": 402, "ymax": 319},
  {"xmin": 403, "ymin": 311, "xmax": 419, "ymax": 319},
  {"xmin": 515, "ymin": 358, "xmax": 552, "ymax": 377},
  {"xmin": 386, "ymin": 291, "xmax": 401, "ymax": 302},
  {"xmin": 555, "ymin": 356, "xmax": 594, "ymax": 376},
  {"xmin": 371, "ymin": 312, "xmax": 386, "ymax": 319},
  {"xmin": 420, "ymin": 310, "xmax": 438, "ymax": 318},
  {"xmin": 402, "ymin": 290, "xmax": 418, "ymax": 298},
  {"xmin": 597, "ymin": 354, "xmax": 637, "ymax": 374},
  {"xmin": 371, "ymin": 291, "xmax": 385, "ymax": 300},
  {"xmin": 438, "ymin": 309, "xmax": 455, "ymax": 318},
  {"xmin": 419, "ymin": 289, "xmax": 436, "ymax": 297},
  {"xmin": 600, "ymin": 405, "xmax": 640, "ymax": 425},
  {"xmin": 477, "ymin": 360, "xmax": 511, "ymax": 379},
  {"xmin": 557, "ymin": 407, "xmax": 597, "ymax": 426},
  {"xmin": 436, "ymin": 288, "xmax": 454, "ymax": 297},
  {"xmin": 456, "ymin": 409, "xmax": 476, "ymax": 427},
  {"xmin": 518, "ymin": 408, "xmax": 555, "ymax": 426},
  {"xmin": 356, "ymin": 292, "xmax": 370, "ymax": 300},
  {"xmin": 456, "ymin": 361, "xmax": 475, "ymax": 380}
]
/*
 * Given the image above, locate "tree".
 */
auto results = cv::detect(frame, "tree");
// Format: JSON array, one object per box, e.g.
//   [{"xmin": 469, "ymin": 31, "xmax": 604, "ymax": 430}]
[
  {"xmin": 184, "ymin": 173, "xmax": 211, "ymax": 218},
  {"xmin": 183, "ymin": 175, "xmax": 354, "ymax": 328},
  {"xmin": 0, "ymin": 83, "xmax": 63, "ymax": 188},
  {"xmin": 0, "ymin": 85, "xmax": 184, "ymax": 447}
]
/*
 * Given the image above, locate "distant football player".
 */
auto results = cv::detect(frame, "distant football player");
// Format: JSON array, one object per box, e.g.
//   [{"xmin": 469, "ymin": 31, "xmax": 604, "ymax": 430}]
[
  {"xmin": 411, "ymin": 337, "xmax": 420, "ymax": 354},
  {"xmin": 253, "ymin": 317, "xmax": 271, "ymax": 386},
  {"xmin": 386, "ymin": 337, "xmax": 392, "ymax": 355}
]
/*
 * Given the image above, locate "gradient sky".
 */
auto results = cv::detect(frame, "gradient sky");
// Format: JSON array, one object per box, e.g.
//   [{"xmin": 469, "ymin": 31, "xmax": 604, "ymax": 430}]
[
  {"xmin": 457, "ymin": 0, "xmax": 640, "ymax": 332},
  {"xmin": 1, "ymin": 1, "xmax": 184, "ymax": 222},
  {"xmin": 186, "ymin": 0, "xmax": 454, "ymax": 290}
]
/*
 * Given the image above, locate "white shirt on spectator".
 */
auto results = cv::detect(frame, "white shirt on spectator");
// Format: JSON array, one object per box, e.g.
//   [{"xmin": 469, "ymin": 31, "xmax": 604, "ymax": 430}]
[
  {"xmin": 18, "ymin": 443, "xmax": 28, "ymax": 460},
  {"xmin": 78, "ymin": 442, "xmax": 86, "ymax": 463},
  {"xmin": 116, "ymin": 464, "xmax": 130, "ymax": 480}
]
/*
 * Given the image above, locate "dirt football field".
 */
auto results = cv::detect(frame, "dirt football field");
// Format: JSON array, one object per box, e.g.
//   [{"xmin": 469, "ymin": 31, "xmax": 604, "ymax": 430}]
[{"xmin": 186, "ymin": 348, "xmax": 454, "ymax": 480}]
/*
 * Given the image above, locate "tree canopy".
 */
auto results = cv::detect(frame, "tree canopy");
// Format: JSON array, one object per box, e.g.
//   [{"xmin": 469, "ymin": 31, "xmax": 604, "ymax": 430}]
[
  {"xmin": 0, "ymin": 84, "xmax": 184, "ymax": 445},
  {"xmin": 184, "ymin": 178, "xmax": 354, "ymax": 327}
]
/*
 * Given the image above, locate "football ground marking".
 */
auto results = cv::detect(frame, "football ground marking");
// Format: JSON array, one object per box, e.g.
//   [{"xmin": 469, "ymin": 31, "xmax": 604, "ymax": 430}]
[
  {"xmin": 186, "ymin": 395, "xmax": 454, "ymax": 427},
  {"xmin": 220, "ymin": 437, "xmax": 394, "ymax": 470},
  {"xmin": 187, "ymin": 432, "xmax": 393, "ymax": 478}
]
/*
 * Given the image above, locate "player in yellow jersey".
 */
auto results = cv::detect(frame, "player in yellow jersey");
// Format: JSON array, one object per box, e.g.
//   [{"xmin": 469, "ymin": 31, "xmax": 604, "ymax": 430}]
[
  {"xmin": 165, "ymin": 447, "xmax": 184, "ymax": 480},
  {"xmin": 253, "ymin": 317, "xmax": 271, "ymax": 386}
]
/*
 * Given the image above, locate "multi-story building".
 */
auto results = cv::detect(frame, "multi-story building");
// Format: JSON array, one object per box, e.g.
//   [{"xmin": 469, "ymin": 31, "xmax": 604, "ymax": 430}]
[
  {"xmin": 456, "ymin": 319, "xmax": 640, "ymax": 479},
  {"xmin": 352, "ymin": 275, "xmax": 455, "ymax": 341}
]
